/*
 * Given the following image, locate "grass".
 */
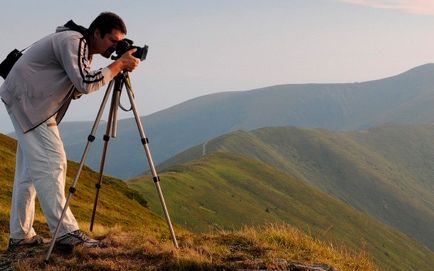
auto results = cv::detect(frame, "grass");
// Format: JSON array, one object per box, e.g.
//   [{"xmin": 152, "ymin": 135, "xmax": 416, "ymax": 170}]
[
  {"xmin": 0, "ymin": 133, "xmax": 375, "ymax": 270},
  {"xmin": 130, "ymin": 152, "xmax": 434, "ymax": 271},
  {"xmin": 3, "ymin": 223, "xmax": 375, "ymax": 271},
  {"xmin": 0, "ymin": 132, "xmax": 174, "ymax": 251}
]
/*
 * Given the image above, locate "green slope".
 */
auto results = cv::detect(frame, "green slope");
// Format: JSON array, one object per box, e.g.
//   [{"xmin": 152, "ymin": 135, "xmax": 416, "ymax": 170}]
[
  {"xmin": 0, "ymin": 134, "xmax": 378, "ymax": 271},
  {"xmin": 158, "ymin": 125, "xmax": 434, "ymax": 252},
  {"xmin": 129, "ymin": 152, "xmax": 434, "ymax": 271},
  {"xmin": 0, "ymin": 133, "xmax": 170, "ymax": 250}
]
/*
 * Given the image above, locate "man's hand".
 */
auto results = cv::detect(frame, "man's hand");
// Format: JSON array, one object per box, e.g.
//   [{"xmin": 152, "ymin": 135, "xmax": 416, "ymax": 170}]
[
  {"xmin": 108, "ymin": 48, "xmax": 140, "ymax": 75},
  {"xmin": 119, "ymin": 48, "xmax": 140, "ymax": 72}
]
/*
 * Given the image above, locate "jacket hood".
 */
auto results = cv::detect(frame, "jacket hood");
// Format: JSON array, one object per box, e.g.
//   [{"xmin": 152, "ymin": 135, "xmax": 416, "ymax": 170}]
[{"xmin": 55, "ymin": 26, "xmax": 70, "ymax": 32}]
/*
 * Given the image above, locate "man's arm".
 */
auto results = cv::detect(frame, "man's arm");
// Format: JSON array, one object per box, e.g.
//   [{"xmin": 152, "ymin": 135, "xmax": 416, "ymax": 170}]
[
  {"xmin": 55, "ymin": 33, "xmax": 138, "ymax": 95},
  {"xmin": 55, "ymin": 35, "xmax": 110, "ymax": 94}
]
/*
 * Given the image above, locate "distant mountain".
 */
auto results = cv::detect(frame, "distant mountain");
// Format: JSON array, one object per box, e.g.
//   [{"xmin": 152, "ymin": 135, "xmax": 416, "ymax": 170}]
[
  {"xmin": 129, "ymin": 152, "xmax": 434, "ymax": 270},
  {"xmin": 60, "ymin": 63, "xmax": 434, "ymax": 178},
  {"xmin": 158, "ymin": 124, "xmax": 434, "ymax": 252}
]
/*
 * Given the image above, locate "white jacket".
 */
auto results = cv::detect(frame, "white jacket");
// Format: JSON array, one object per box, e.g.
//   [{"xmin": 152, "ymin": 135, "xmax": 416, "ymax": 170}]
[{"xmin": 0, "ymin": 26, "xmax": 114, "ymax": 133}]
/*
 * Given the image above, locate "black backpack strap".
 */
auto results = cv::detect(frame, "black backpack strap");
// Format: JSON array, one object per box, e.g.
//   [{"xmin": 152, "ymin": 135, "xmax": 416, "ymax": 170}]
[{"xmin": 64, "ymin": 20, "xmax": 89, "ymax": 40}]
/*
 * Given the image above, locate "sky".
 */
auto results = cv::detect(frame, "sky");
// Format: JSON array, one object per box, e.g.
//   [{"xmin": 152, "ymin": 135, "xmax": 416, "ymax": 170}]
[{"xmin": 1, "ymin": 0, "xmax": 434, "ymax": 133}]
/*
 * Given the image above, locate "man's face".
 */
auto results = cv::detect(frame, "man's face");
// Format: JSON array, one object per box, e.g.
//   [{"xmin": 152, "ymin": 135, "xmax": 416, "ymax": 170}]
[{"xmin": 91, "ymin": 29, "xmax": 125, "ymax": 58}]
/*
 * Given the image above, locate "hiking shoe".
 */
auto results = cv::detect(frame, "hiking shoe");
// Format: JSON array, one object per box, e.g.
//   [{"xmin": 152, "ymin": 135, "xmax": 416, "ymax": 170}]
[
  {"xmin": 55, "ymin": 230, "xmax": 99, "ymax": 251},
  {"xmin": 7, "ymin": 235, "xmax": 48, "ymax": 252}
]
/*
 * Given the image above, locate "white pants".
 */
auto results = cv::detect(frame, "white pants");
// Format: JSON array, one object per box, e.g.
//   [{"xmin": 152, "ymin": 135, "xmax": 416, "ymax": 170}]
[{"xmin": 9, "ymin": 112, "xmax": 79, "ymax": 239}]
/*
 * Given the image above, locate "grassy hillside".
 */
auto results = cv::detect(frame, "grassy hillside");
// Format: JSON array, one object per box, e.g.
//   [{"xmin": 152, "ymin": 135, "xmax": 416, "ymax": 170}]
[
  {"xmin": 0, "ymin": 133, "xmax": 170, "ymax": 251},
  {"xmin": 0, "ymin": 134, "xmax": 375, "ymax": 270},
  {"xmin": 159, "ymin": 125, "xmax": 434, "ymax": 252},
  {"xmin": 349, "ymin": 123, "xmax": 434, "ymax": 196},
  {"xmin": 129, "ymin": 152, "xmax": 434, "ymax": 270}
]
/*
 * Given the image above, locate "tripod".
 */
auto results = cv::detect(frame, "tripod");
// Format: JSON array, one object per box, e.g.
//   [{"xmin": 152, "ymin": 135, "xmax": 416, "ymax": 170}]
[{"xmin": 44, "ymin": 72, "xmax": 179, "ymax": 263}]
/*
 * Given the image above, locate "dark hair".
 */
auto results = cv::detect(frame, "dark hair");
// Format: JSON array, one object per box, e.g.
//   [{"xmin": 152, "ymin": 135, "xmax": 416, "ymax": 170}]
[{"xmin": 88, "ymin": 12, "xmax": 127, "ymax": 38}]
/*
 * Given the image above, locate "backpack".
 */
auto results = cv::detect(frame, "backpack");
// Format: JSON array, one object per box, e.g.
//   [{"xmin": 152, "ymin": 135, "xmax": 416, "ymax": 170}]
[{"xmin": 0, "ymin": 48, "xmax": 24, "ymax": 79}]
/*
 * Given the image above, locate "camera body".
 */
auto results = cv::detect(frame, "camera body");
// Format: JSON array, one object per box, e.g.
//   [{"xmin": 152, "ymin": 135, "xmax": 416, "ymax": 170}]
[{"xmin": 112, "ymin": 39, "xmax": 148, "ymax": 61}]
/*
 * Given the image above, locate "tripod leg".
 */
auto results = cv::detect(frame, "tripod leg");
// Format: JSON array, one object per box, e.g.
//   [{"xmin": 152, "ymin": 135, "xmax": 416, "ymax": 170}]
[
  {"xmin": 44, "ymin": 81, "xmax": 114, "ymax": 264},
  {"xmin": 90, "ymin": 88, "xmax": 118, "ymax": 231},
  {"xmin": 110, "ymin": 82, "xmax": 122, "ymax": 138},
  {"xmin": 124, "ymin": 76, "xmax": 179, "ymax": 249}
]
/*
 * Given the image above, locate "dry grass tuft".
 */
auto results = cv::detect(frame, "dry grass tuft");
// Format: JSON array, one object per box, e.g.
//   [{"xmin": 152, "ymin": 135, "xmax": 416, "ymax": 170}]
[{"xmin": 1, "ymin": 223, "xmax": 375, "ymax": 271}]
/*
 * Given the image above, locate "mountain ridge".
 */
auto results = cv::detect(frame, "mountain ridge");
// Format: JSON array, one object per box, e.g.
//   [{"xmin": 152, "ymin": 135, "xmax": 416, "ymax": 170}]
[
  {"xmin": 58, "ymin": 63, "xmax": 434, "ymax": 178},
  {"xmin": 129, "ymin": 151, "xmax": 434, "ymax": 270},
  {"xmin": 156, "ymin": 124, "xmax": 434, "ymax": 251}
]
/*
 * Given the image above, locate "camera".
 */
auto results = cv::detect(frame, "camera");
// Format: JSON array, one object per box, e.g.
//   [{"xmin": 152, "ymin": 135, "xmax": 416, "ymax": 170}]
[{"xmin": 112, "ymin": 39, "xmax": 148, "ymax": 61}]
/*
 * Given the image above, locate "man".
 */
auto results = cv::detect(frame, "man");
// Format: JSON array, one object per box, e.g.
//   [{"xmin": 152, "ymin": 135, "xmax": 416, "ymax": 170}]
[{"xmin": 0, "ymin": 12, "xmax": 140, "ymax": 251}]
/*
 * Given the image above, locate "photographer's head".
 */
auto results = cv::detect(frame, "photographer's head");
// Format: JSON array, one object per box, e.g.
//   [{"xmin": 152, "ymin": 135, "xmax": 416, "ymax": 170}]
[{"xmin": 88, "ymin": 12, "xmax": 127, "ymax": 58}]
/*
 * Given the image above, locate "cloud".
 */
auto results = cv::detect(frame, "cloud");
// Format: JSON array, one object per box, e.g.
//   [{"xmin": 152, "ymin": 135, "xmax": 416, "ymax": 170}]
[{"xmin": 338, "ymin": 0, "xmax": 434, "ymax": 15}]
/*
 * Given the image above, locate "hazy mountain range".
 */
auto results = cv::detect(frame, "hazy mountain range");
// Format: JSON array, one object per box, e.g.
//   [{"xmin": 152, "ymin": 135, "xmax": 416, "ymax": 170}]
[{"xmin": 59, "ymin": 63, "xmax": 434, "ymax": 178}]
